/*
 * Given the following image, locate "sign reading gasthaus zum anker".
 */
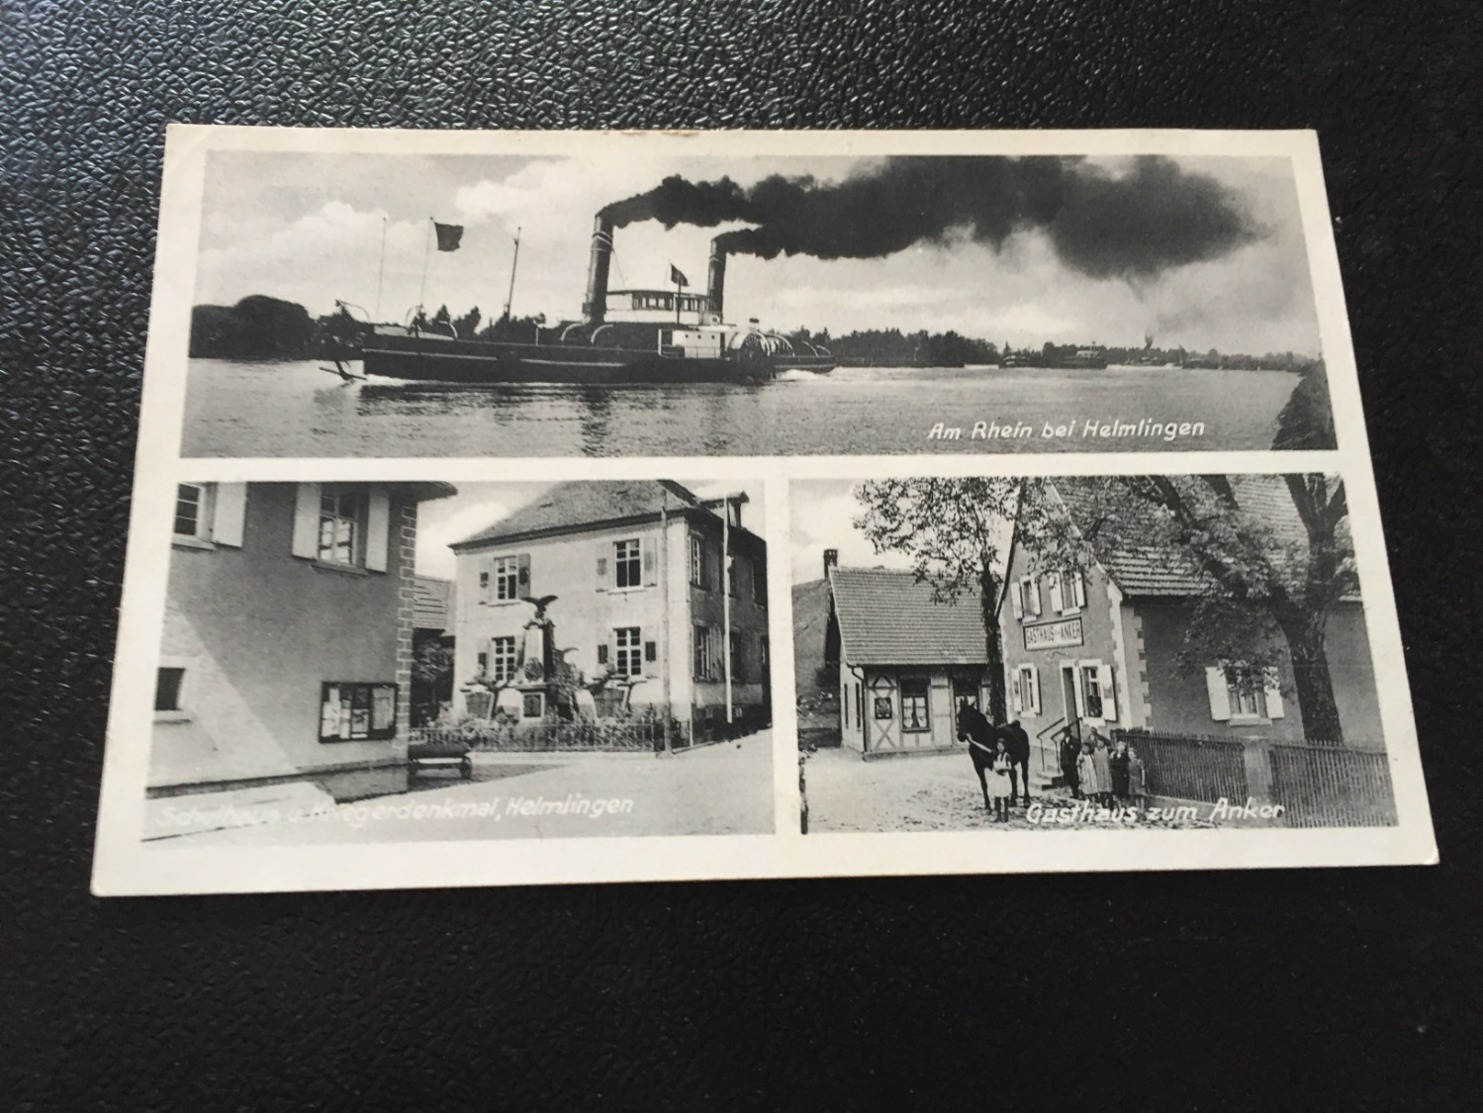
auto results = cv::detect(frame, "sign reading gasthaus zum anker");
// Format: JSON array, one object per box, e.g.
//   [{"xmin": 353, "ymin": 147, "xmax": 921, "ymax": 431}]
[{"xmin": 1024, "ymin": 618, "xmax": 1084, "ymax": 650}]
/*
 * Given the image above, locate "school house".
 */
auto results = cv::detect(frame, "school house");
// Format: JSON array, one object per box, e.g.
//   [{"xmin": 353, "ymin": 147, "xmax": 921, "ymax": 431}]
[
  {"xmin": 149, "ymin": 480, "xmax": 458, "ymax": 820},
  {"xmin": 822, "ymin": 551, "xmax": 994, "ymax": 756},
  {"xmin": 449, "ymin": 480, "xmax": 771, "ymax": 737}
]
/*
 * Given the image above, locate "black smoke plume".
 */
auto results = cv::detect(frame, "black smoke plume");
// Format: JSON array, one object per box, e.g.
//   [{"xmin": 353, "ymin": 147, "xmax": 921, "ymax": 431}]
[{"xmin": 601, "ymin": 156, "xmax": 1264, "ymax": 280}]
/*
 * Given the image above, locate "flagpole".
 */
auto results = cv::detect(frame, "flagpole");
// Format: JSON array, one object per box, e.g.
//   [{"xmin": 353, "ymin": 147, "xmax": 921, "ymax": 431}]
[
  {"xmin": 417, "ymin": 217, "xmax": 433, "ymax": 313},
  {"xmin": 374, "ymin": 215, "xmax": 388, "ymax": 322},
  {"xmin": 674, "ymin": 266, "xmax": 682, "ymax": 324}
]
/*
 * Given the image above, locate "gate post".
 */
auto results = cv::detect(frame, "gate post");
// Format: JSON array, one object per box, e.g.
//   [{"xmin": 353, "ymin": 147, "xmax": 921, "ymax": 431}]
[{"xmin": 1242, "ymin": 737, "xmax": 1275, "ymax": 807}]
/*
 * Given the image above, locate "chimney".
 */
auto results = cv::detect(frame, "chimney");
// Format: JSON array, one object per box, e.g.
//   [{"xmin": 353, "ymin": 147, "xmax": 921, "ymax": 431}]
[
  {"xmin": 706, "ymin": 239, "xmax": 727, "ymax": 319},
  {"xmin": 582, "ymin": 215, "xmax": 615, "ymax": 325},
  {"xmin": 823, "ymin": 548, "xmax": 839, "ymax": 578}
]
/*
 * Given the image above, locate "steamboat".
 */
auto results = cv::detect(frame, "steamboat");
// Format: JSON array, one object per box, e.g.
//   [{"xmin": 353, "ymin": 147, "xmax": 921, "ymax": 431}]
[{"xmin": 358, "ymin": 217, "xmax": 835, "ymax": 384}]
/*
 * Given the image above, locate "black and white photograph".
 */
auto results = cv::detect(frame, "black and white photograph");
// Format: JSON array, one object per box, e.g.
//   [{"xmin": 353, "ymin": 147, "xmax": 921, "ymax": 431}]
[
  {"xmin": 170, "ymin": 130, "xmax": 1337, "ymax": 458},
  {"xmin": 137, "ymin": 478, "xmax": 775, "ymax": 850},
  {"xmin": 793, "ymin": 472, "xmax": 1397, "ymax": 834}
]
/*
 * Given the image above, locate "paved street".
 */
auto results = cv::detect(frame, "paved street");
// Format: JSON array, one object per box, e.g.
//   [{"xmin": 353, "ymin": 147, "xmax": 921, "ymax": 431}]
[
  {"xmin": 158, "ymin": 731, "xmax": 774, "ymax": 846},
  {"xmin": 803, "ymin": 746, "xmax": 1214, "ymax": 833}
]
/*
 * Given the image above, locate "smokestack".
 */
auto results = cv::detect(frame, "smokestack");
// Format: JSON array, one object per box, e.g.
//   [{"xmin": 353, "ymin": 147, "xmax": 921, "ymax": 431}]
[
  {"xmin": 823, "ymin": 548, "xmax": 838, "ymax": 578},
  {"xmin": 582, "ymin": 215, "xmax": 615, "ymax": 324},
  {"xmin": 707, "ymin": 239, "xmax": 727, "ymax": 319}
]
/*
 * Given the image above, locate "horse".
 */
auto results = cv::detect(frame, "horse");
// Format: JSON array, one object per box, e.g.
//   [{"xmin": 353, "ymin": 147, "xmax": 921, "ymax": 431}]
[{"xmin": 955, "ymin": 702, "xmax": 1032, "ymax": 810}]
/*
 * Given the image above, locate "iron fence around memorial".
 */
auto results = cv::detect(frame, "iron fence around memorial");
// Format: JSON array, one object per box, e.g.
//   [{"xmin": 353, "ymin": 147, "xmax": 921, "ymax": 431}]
[
  {"xmin": 411, "ymin": 718, "xmax": 681, "ymax": 754},
  {"xmin": 1268, "ymin": 742, "xmax": 1397, "ymax": 827},
  {"xmin": 1113, "ymin": 728, "xmax": 1248, "ymax": 805}
]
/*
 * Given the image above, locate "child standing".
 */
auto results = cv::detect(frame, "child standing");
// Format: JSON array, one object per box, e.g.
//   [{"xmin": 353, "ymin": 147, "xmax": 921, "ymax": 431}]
[
  {"xmin": 989, "ymin": 740, "xmax": 1013, "ymax": 822},
  {"xmin": 1091, "ymin": 731, "xmax": 1114, "ymax": 807},
  {"xmin": 1077, "ymin": 739, "xmax": 1100, "ymax": 803}
]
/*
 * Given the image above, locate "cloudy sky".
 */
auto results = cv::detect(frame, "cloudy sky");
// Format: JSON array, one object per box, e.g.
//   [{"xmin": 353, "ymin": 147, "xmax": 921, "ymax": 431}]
[
  {"xmin": 789, "ymin": 480, "xmax": 915, "ymax": 586},
  {"xmin": 789, "ymin": 479, "xmax": 1018, "ymax": 586},
  {"xmin": 195, "ymin": 150, "xmax": 1321, "ymax": 354},
  {"xmin": 416, "ymin": 480, "xmax": 754, "ymax": 581}
]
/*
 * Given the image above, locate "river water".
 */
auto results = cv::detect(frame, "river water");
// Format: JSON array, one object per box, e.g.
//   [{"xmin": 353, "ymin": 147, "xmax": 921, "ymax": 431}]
[{"xmin": 182, "ymin": 359, "xmax": 1304, "ymax": 458}]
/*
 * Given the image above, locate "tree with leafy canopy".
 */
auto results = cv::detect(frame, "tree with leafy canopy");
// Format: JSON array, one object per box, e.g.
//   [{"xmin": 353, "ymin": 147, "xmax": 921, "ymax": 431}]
[
  {"xmin": 853, "ymin": 479, "xmax": 1023, "ymax": 722},
  {"xmin": 853, "ymin": 473, "xmax": 1355, "ymax": 743},
  {"xmin": 1027, "ymin": 474, "xmax": 1355, "ymax": 743}
]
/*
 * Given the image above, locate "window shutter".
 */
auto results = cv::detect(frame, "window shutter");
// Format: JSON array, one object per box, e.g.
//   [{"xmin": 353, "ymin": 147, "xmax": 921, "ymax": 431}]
[
  {"xmin": 1010, "ymin": 581, "xmax": 1024, "ymax": 621},
  {"xmin": 291, "ymin": 482, "xmax": 320, "ymax": 558},
  {"xmin": 366, "ymin": 491, "xmax": 390, "ymax": 572},
  {"xmin": 642, "ymin": 537, "xmax": 658, "ymax": 585},
  {"xmin": 1048, "ymin": 573, "xmax": 1064, "ymax": 614},
  {"xmin": 1263, "ymin": 667, "xmax": 1285, "ymax": 719},
  {"xmin": 596, "ymin": 643, "xmax": 608, "ymax": 666},
  {"xmin": 1073, "ymin": 571, "xmax": 1087, "ymax": 610},
  {"xmin": 1098, "ymin": 662, "xmax": 1117, "ymax": 721},
  {"xmin": 1027, "ymin": 578, "xmax": 1041, "ymax": 618},
  {"xmin": 1206, "ymin": 667, "xmax": 1232, "ymax": 721},
  {"xmin": 1070, "ymin": 666, "xmax": 1086, "ymax": 718},
  {"xmin": 595, "ymin": 544, "xmax": 609, "ymax": 591},
  {"xmin": 645, "ymin": 639, "xmax": 657, "ymax": 663},
  {"xmin": 1030, "ymin": 667, "xmax": 1042, "ymax": 715},
  {"xmin": 517, "ymin": 553, "xmax": 531, "ymax": 596},
  {"xmin": 212, "ymin": 482, "xmax": 247, "ymax": 547}
]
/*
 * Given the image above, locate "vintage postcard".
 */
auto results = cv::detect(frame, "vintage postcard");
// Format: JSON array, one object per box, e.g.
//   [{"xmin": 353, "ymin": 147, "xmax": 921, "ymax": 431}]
[{"xmin": 92, "ymin": 127, "xmax": 1433, "ymax": 895}]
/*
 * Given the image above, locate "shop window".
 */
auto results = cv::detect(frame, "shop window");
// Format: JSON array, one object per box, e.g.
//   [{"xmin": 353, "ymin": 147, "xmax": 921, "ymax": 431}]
[
  {"xmin": 900, "ymin": 677, "xmax": 930, "ymax": 732},
  {"xmin": 319, "ymin": 682, "xmax": 398, "ymax": 742}
]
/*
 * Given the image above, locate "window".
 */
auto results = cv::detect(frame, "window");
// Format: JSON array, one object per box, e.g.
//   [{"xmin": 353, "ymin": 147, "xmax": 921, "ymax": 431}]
[
  {"xmin": 727, "ymin": 555, "xmax": 738, "ymax": 597},
  {"xmin": 174, "ymin": 484, "xmax": 208, "ymax": 539},
  {"xmin": 493, "ymin": 556, "xmax": 520, "ymax": 601},
  {"xmin": 693, "ymin": 625, "xmax": 717, "ymax": 680},
  {"xmin": 856, "ymin": 684, "xmax": 864, "ymax": 727},
  {"xmin": 1081, "ymin": 665, "xmax": 1104, "ymax": 719},
  {"xmin": 318, "ymin": 490, "xmax": 365, "ymax": 566},
  {"xmin": 490, "ymin": 637, "xmax": 517, "ymax": 683},
  {"xmin": 522, "ymin": 692, "xmax": 544, "ymax": 719},
  {"xmin": 155, "ymin": 667, "xmax": 186, "ymax": 712},
  {"xmin": 754, "ymin": 562, "xmax": 767, "ymax": 607},
  {"xmin": 476, "ymin": 651, "xmax": 488, "ymax": 673},
  {"xmin": 1014, "ymin": 665, "xmax": 1040, "ymax": 716},
  {"xmin": 1221, "ymin": 665, "xmax": 1278, "ymax": 720},
  {"xmin": 614, "ymin": 627, "xmax": 642, "ymax": 677},
  {"xmin": 900, "ymin": 678, "xmax": 930, "ymax": 732},
  {"xmin": 319, "ymin": 682, "xmax": 397, "ymax": 742},
  {"xmin": 690, "ymin": 533, "xmax": 706, "ymax": 588},
  {"xmin": 614, "ymin": 539, "xmax": 642, "ymax": 589},
  {"xmin": 730, "ymin": 631, "xmax": 744, "ymax": 681}
]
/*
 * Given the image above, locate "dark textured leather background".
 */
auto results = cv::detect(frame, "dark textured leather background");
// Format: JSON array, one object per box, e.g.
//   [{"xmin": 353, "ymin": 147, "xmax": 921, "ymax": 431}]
[{"xmin": 2, "ymin": 2, "xmax": 1479, "ymax": 1108}]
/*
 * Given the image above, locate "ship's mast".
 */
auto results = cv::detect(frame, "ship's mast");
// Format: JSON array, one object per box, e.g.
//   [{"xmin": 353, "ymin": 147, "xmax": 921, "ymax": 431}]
[{"xmin": 502, "ymin": 227, "xmax": 521, "ymax": 320}]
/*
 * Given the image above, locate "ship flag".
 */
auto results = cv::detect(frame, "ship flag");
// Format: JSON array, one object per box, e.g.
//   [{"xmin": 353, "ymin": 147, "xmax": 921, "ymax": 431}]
[
  {"xmin": 434, "ymin": 222, "xmax": 464, "ymax": 252},
  {"xmin": 669, "ymin": 264, "xmax": 689, "ymax": 287}
]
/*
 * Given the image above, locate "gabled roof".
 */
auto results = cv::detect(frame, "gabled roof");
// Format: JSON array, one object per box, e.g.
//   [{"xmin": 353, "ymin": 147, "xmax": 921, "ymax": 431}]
[
  {"xmin": 413, "ymin": 576, "xmax": 453, "ymax": 634},
  {"xmin": 1050, "ymin": 475, "xmax": 1336, "ymax": 598},
  {"xmin": 829, "ymin": 567, "xmax": 989, "ymax": 667},
  {"xmin": 452, "ymin": 480, "xmax": 707, "ymax": 549}
]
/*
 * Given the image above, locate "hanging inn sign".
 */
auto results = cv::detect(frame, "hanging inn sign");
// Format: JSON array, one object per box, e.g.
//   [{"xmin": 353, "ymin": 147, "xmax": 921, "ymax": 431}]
[{"xmin": 1023, "ymin": 616, "xmax": 1084, "ymax": 651}]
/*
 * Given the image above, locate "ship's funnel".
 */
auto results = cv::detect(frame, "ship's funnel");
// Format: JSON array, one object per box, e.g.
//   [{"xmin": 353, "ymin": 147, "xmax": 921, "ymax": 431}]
[
  {"xmin": 707, "ymin": 239, "xmax": 727, "ymax": 320},
  {"xmin": 582, "ymin": 215, "xmax": 615, "ymax": 324}
]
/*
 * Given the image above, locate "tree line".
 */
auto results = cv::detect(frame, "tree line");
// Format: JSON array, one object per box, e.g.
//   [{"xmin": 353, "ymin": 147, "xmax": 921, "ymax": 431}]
[{"xmin": 188, "ymin": 296, "xmax": 547, "ymax": 360}]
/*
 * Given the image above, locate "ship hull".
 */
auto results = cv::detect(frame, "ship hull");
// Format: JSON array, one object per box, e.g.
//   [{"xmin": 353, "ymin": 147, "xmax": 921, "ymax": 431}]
[{"xmin": 362, "ymin": 333, "xmax": 834, "ymax": 385}]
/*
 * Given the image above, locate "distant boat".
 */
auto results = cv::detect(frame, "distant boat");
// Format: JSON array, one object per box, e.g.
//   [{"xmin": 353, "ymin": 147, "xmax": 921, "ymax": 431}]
[{"xmin": 1001, "ymin": 348, "xmax": 1109, "ymax": 371}]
